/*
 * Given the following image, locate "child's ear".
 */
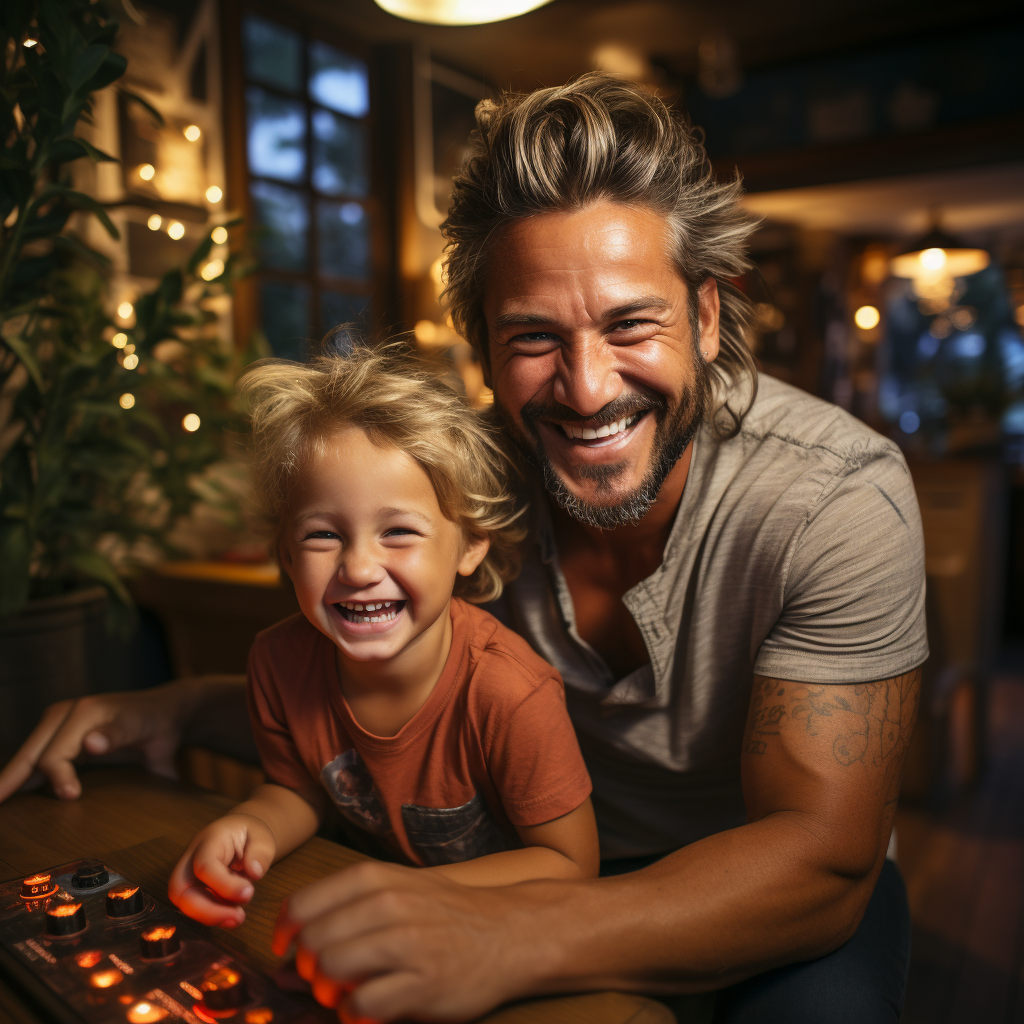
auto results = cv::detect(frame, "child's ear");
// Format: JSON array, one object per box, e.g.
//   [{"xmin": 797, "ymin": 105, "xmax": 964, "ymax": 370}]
[{"xmin": 457, "ymin": 533, "xmax": 490, "ymax": 577}]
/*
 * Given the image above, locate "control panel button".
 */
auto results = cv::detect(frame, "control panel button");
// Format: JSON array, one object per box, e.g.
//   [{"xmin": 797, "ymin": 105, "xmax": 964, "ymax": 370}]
[
  {"xmin": 21, "ymin": 873, "xmax": 57, "ymax": 900},
  {"xmin": 45, "ymin": 902, "xmax": 86, "ymax": 936},
  {"xmin": 106, "ymin": 885, "xmax": 145, "ymax": 918},
  {"xmin": 200, "ymin": 966, "xmax": 248, "ymax": 1011},
  {"xmin": 140, "ymin": 924, "xmax": 180, "ymax": 960},
  {"xmin": 72, "ymin": 862, "xmax": 110, "ymax": 890}
]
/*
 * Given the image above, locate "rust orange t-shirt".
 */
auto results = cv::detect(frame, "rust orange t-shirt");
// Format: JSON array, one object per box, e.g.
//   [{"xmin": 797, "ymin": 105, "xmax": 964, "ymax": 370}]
[{"xmin": 247, "ymin": 598, "xmax": 592, "ymax": 867}]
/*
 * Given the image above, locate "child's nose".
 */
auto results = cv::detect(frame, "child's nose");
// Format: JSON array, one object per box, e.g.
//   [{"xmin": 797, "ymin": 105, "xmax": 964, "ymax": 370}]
[{"xmin": 337, "ymin": 544, "xmax": 384, "ymax": 587}]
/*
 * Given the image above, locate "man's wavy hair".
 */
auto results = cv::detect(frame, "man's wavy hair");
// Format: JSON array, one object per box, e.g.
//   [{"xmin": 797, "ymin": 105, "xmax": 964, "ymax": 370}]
[
  {"xmin": 443, "ymin": 72, "xmax": 760, "ymax": 436},
  {"xmin": 238, "ymin": 345, "xmax": 526, "ymax": 603}
]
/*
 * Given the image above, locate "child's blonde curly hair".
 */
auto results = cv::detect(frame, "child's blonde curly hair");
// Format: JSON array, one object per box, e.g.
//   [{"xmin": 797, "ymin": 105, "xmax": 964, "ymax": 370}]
[{"xmin": 238, "ymin": 344, "xmax": 526, "ymax": 603}]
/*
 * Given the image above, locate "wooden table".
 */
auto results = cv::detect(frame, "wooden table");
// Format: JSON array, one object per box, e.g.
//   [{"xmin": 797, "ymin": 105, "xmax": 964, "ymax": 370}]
[{"xmin": 0, "ymin": 768, "xmax": 671, "ymax": 1024}]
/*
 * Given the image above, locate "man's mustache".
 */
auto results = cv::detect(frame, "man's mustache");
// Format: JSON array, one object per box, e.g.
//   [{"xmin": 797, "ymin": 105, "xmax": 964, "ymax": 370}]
[{"xmin": 520, "ymin": 392, "xmax": 667, "ymax": 430}]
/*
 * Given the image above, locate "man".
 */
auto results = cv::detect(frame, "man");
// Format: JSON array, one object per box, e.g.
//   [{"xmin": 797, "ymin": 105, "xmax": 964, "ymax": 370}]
[{"xmin": 0, "ymin": 75, "xmax": 926, "ymax": 1023}]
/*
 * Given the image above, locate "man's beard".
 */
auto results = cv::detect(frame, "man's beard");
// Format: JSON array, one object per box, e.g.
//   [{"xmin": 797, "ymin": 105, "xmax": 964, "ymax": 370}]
[{"xmin": 500, "ymin": 345, "xmax": 710, "ymax": 531}]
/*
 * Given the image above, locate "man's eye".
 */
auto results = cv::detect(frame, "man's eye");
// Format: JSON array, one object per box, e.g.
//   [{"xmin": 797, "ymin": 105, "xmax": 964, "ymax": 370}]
[
  {"xmin": 508, "ymin": 332, "xmax": 559, "ymax": 353},
  {"xmin": 612, "ymin": 319, "xmax": 649, "ymax": 331}
]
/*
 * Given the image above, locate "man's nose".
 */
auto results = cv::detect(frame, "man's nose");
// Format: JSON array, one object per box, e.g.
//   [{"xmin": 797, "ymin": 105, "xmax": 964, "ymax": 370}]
[{"xmin": 552, "ymin": 337, "xmax": 622, "ymax": 417}]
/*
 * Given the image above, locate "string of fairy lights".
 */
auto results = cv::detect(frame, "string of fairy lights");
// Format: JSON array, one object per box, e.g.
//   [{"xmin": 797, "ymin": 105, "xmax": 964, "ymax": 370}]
[{"xmin": 114, "ymin": 123, "xmax": 229, "ymax": 436}]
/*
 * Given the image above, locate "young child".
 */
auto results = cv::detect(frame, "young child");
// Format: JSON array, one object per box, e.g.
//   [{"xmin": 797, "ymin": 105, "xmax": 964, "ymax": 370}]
[{"xmin": 169, "ymin": 345, "xmax": 598, "ymax": 928}]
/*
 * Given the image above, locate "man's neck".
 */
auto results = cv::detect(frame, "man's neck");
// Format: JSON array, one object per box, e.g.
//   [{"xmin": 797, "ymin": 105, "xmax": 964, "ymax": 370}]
[{"xmin": 549, "ymin": 442, "xmax": 693, "ymax": 565}]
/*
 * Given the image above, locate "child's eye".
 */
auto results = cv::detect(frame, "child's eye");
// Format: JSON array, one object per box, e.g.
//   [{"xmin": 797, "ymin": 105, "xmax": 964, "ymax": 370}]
[
  {"xmin": 304, "ymin": 530, "xmax": 339, "ymax": 541},
  {"xmin": 383, "ymin": 527, "xmax": 416, "ymax": 538}
]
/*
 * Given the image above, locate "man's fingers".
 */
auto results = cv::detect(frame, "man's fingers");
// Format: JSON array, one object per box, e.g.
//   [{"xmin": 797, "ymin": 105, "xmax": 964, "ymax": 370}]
[
  {"xmin": 0, "ymin": 700, "xmax": 76, "ymax": 803},
  {"xmin": 347, "ymin": 972, "xmax": 420, "ymax": 1024},
  {"xmin": 286, "ymin": 862, "xmax": 416, "ymax": 926}
]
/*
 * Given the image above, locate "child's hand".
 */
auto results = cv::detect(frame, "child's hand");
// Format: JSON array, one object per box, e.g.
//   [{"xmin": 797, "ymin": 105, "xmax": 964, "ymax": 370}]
[{"xmin": 168, "ymin": 813, "xmax": 276, "ymax": 927}]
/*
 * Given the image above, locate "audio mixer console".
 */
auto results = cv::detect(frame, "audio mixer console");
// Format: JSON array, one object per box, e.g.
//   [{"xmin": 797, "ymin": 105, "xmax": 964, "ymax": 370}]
[{"xmin": 0, "ymin": 859, "xmax": 332, "ymax": 1024}]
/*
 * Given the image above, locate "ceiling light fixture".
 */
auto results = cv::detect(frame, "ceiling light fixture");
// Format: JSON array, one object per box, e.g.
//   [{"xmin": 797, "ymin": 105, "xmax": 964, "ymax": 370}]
[
  {"xmin": 373, "ymin": 0, "xmax": 554, "ymax": 25},
  {"xmin": 889, "ymin": 218, "xmax": 989, "ymax": 313}
]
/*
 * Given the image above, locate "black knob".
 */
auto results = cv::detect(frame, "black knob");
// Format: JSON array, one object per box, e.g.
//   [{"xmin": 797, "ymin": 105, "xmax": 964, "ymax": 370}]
[
  {"xmin": 200, "ymin": 966, "xmax": 248, "ymax": 1010},
  {"xmin": 45, "ymin": 902, "xmax": 86, "ymax": 936},
  {"xmin": 72, "ymin": 862, "xmax": 109, "ymax": 890},
  {"xmin": 105, "ymin": 884, "xmax": 145, "ymax": 917},
  {"xmin": 21, "ymin": 873, "xmax": 56, "ymax": 899},
  {"xmin": 140, "ymin": 924, "xmax": 181, "ymax": 959}
]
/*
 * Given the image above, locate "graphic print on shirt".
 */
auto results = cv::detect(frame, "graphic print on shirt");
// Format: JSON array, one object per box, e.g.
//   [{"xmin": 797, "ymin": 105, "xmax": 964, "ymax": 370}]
[
  {"xmin": 401, "ymin": 792, "xmax": 510, "ymax": 866},
  {"xmin": 320, "ymin": 750, "xmax": 390, "ymax": 836}
]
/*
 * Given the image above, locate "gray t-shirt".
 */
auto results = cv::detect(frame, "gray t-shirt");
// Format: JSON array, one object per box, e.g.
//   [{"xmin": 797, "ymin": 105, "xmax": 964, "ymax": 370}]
[{"xmin": 487, "ymin": 375, "xmax": 928, "ymax": 859}]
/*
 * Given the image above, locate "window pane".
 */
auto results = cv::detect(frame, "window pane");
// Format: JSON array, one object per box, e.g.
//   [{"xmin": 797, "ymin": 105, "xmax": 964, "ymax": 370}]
[
  {"xmin": 247, "ymin": 87, "xmax": 306, "ymax": 183},
  {"xmin": 312, "ymin": 109, "xmax": 369, "ymax": 197},
  {"xmin": 251, "ymin": 181, "xmax": 308, "ymax": 272},
  {"xmin": 309, "ymin": 41, "xmax": 369, "ymax": 117},
  {"xmin": 243, "ymin": 16, "xmax": 302, "ymax": 94},
  {"xmin": 322, "ymin": 290, "xmax": 370, "ymax": 332},
  {"xmin": 317, "ymin": 200, "xmax": 370, "ymax": 279},
  {"xmin": 260, "ymin": 281, "xmax": 310, "ymax": 360}
]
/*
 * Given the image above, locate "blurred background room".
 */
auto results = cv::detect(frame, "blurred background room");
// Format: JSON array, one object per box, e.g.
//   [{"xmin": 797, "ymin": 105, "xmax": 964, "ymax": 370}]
[{"xmin": 1, "ymin": 1, "xmax": 1022, "ymax": 1020}]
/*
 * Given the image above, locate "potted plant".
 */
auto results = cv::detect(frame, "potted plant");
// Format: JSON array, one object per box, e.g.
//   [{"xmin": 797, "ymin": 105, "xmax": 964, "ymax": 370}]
[{"xmin": 0, "ymin": 0, "xmax": 253, "ymax": 758}]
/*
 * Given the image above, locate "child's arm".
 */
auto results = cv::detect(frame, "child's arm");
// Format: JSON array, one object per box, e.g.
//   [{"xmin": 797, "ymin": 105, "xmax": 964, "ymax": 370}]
[
  {"xmin": 169, "ymin": 783, "xmax": 325, "ymax": 926},
  {"xmin": 428, "ymin": 797, "xmax": 599, "ymax": 887}
]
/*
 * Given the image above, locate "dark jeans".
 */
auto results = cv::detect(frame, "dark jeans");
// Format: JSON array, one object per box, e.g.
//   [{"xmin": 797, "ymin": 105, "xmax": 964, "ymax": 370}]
[{"xmin": 599, "ymin": 857, "xmax": 911, "ymax": 1024}]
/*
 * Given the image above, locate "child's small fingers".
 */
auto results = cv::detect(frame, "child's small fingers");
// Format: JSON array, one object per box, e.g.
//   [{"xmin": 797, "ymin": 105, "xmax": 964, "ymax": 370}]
[
  {"xmin": 242, "ymin": 830, "xmax": 275, "ymax": 881},
  {"xmin": 193, "ymin": 843, "xmax": 254, "ymax": 902},
  {"xmin": 175, "ymin": 885, "xmax": 247, "ymax": 928}
]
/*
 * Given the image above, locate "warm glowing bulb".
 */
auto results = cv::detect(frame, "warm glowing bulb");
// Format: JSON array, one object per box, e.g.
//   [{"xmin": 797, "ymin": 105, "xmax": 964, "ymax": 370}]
[
  {"xmin": 123, "ymin": 343, "xmax": 136, "ymax": 355},
  {"xmin": 117, "ymin": 302, "xmax": 134, "ymax": 320},
  {"xmin": 182, "ymin": 413, "xmax": 201, "ymax": 432},
  {"xmin": 119, "ymin": 393, "xmax": 136, "ymax": 409},
  {"xmin": 123, "ymin": 354, "xmax": 139, "ymax": 370},
  {"xmin": 854, "ymin": 305, "xmax": 880, "ymax": 330},
  {"xmin": 147, "ymin": 214, "xmax": 162, "ymax": 231},
  {"xmin": 138, "ymin": 163, "xmax": 155, "ymax": 181},
  {"xmin": 112, "ymin": 333, "xmax": 128, "ymax": 348},
  {"xmin": 184, "ymin": 124, "xmax": 202, "ymax": 142},
  {"xmin": 414, "ymin": 320, "xmax": 437, "ymax": 345},
  {"xmin": 200, "ymin": 259, "xmax": 224, "ymax": 281},
  {"xmin": 919, "ymin": 247, "xmax": 946, "ymax": 271},
  {"xmin": 211, "ymin": 226, "xmax": 228, "ymax": 245},
  {"xmin": 76, "ymin": 951, "xmax": 103, "ymax": 968},
  {"xmin": 127, "ymin": 1002, "xmax": 169, "ymax": 1023},
  {"xmin": 167, "ymin": 221, "xmax": 185, "ymax": 240},
  {"xmin": 205, "ymin": 185, "xmax": 223, "ymax": 203},
  {"xmin": 23, "ymin": 37, "xmax": 38, "ymax": 47}
]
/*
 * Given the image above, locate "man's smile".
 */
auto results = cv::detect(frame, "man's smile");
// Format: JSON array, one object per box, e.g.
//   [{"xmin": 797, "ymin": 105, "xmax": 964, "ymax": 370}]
[{"xmin": 552, "ymin": 411, "xmax": 644, "ymax": 442}]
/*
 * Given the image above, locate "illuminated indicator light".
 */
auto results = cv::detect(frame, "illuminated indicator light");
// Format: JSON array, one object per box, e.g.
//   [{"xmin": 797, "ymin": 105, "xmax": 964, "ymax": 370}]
[
  {"xmin": 90, "ymin": 968, "xmax": 124, "ymax": 989},
  {"xmin": 184, "ymin": 124, "xmax": 202, "ymax": 141},
  {"xmin": 76, "ymin": 951, "xmax": 103, "ymax": 968},
  {"xmin": 49, "ymin": 903, "xmax": 81, "ymax": 916},
  {"xmin": 112, "ymin": 333, "xmax": 128, "ymax": 348},
  {"xmin": 123, "ymin": 354, "xmax": 139, "ymax": 370},
  {"xmin": 854, "ymin": 305, "xmax": 880, "ymax": 330},
  {"xmin": 117, "ymin": 302, "xmax": 134, "ymax": 320},
  {"xmin": 180, "ymin": 981, "xmax": 203, "ymax": 1000},
  {"xmin": 211, "ymin": 226, "xmax": 228, "ymax": 245},
  {"xmin": 200, "ymin": 259, "xmax": 224, "ymax": 281},
  {"xmin": 182, "ymin": 413, "xmax": 201, "ymax": 432},
  {"xmin": 140, "ymin": 923, "xmax": 180, "ymax": 959},
  {"xmin": 120, "ymin": 994, "xmax": 134, "ymax": 1005},
  {"xmin": 192, "ymin": 1006, "xmax": 218, "ymax": 1024},
  {"xmin": 138, "ymin": 164, "xmax": 155, "ymax": 181},
  {"xmin": 126, "ymin": 1001, "xmax": 169, "ymax": 1023},
  {"xmin": 21, "ymin": 873, "xmax": 56, "ymax": 898},
  {"xmin": 167, "ymin": 221, "xmax": 185, "ymax": 240},
  {"xmin": 206, "ymin": 185, "xmax": 223, "ymax": 203},
  {"xmin": 142, "ymin": 925, "xmax": 176, "ymax": 940},
  {"xmin": 919, "ymin": 247, "xmax": 946, "ymax": 271},
  {"xmin": 119, "ymin": 393, "xmax": 135, "ymax": 409},
  {"xmin": 147, "ymin": 214, "xmax": 162, "ymax": 231},
  {"xmin": 244, "ymin": 1010, "xmax": 274, "ymax": 1024}
]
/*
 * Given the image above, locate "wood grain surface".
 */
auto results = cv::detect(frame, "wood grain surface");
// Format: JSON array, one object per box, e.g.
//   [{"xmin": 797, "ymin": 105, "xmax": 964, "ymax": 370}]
[{"xmin": 0, "ymin": 767, "xmax": 673, "ymax": 1024}]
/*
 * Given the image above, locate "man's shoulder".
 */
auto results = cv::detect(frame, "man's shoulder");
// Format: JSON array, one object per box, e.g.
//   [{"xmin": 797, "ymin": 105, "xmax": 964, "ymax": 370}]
[{"xmin": 738, "ymin": 374, "xmax": 900, "ymax": 465}]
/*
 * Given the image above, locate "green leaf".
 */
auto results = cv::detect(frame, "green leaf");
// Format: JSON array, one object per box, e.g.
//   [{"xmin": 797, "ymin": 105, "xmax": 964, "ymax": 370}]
[
  {"xmin": 3, "ymin": 335, "xmax": 45, "ymax": 391},
  {"xmin": 65, "ymin": 549, "xmax": 132, "ymax": 605},
  {"xmin": 0, "ymin": 520, "xmax": 31, "ymax": 616},
  {"xmin": 119, "ymin": 89, "xmax": 164, "ymax": 128},
  {"xmin": 70, "ymin": 44, "xmax": 109, "ymax": 92},
  {"xmin": 186, "ymin": 233, "xmax": 215, "ymax": 275},
  {"xmin": 34, "ymin": 185, "xmax": 120, "ymax": 240}
]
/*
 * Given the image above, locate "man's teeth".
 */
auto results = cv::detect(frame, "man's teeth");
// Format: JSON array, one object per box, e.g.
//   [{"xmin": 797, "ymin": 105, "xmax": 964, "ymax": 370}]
[
  {"xmin": 560, "ymin": 412, "xmax": 639, "ymax": 440},
  {"xmin": 338, "ymin": 600, "xmax": 401, "ymax": 623}
]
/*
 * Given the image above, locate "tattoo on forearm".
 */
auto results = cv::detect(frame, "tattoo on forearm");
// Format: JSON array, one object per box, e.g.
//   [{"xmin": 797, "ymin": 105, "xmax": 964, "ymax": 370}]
[{"xmin": 744, "ymin": 670, "xmax": 921, "ymax": 778}]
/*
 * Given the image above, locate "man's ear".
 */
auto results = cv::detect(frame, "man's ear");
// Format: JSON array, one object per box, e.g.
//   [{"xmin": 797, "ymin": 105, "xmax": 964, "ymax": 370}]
[
  {"xmin": 457, "ymin": 533, "xmax": 491, "ymax": 577},
  {"xmin": 697, "ymin": 277, "xmax": 721, "ymax": 363}
]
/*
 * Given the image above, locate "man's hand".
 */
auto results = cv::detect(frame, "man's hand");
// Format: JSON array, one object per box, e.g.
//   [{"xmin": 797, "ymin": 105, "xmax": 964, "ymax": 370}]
[
  {"xmin": 272, "ymin": 862, "xmax": 535, "ymax": 1022},
  {"xmin": 169, "ymin": 813, "xmax": 275, "ymax": 927}
]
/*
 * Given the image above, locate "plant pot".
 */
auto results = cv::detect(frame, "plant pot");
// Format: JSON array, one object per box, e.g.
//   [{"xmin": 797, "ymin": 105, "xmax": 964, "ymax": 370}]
[{"xmin": 0, "ymin": 587, "xmax": 118, "ymax": 763}]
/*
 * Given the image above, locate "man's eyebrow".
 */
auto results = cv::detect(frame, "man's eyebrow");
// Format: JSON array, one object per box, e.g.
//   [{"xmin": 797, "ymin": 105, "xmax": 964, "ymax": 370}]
[{"xmin": 492, "ymin": 296, "xmax": 672, "ymax": 331}]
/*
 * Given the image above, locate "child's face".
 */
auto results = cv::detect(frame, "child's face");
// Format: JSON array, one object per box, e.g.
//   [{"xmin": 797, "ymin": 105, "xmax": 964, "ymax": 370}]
[{"xmin": 280, "ymin": 426, "xmax": 488, "ymax": 665}]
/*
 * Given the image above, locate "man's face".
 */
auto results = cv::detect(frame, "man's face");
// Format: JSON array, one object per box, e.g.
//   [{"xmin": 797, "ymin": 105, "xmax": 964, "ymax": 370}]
[{"xmin": 483, "ymin": 201, "xmax": 720, "ymax": 528}]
